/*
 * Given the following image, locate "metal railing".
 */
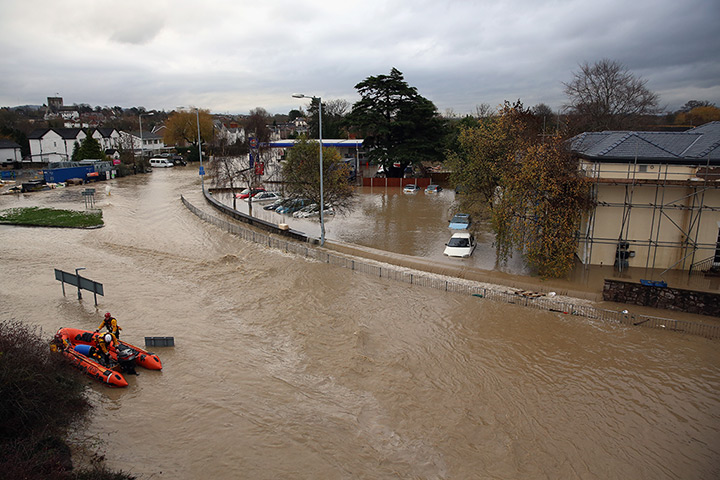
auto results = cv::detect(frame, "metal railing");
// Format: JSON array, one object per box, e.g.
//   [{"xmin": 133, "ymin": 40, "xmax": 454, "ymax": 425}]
[
  {"xmin": 689, "ymin": 255, "xmax": 719, "ymax": 275},
  {"xmin": 181, "ymin": 195, "xmax": 720, "ymax": 339}
]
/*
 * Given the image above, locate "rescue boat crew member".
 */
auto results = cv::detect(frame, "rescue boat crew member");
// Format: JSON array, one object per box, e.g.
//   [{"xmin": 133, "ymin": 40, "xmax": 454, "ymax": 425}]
[
  {"xmin": 50, "ymin": 333, "xmax": 70, "ymax": 352},
  {"xmin": 96, "ymin": 312, "xmax": 122, "ymax": 339},
  {"xmin": 94, "ymin": 332, "xmax": 117, "ymax": 366}
]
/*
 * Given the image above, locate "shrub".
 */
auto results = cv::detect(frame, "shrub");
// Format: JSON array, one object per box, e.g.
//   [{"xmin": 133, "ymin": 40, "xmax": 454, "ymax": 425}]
[{"xmin": 0, "ymin": 320, "xmax": 135, "ymax": 479}]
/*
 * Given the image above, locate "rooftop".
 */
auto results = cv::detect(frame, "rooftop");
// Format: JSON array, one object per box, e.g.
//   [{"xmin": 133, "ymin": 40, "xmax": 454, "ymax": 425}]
[{"xmin": 570, "ymin": 122, "xmax": 720, "ymax": 165}]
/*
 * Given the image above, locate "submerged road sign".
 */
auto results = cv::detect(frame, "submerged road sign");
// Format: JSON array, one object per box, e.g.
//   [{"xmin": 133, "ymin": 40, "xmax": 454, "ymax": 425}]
[{"xmin": 55, "ymin": 268, "xmax": 104, "ymax": 305}]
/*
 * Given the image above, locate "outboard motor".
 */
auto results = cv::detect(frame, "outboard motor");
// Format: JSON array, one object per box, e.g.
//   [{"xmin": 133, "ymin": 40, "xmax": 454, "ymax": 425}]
[{"xmin": 116, "ymin": 345, "xmax": 138, "ymax": 375}]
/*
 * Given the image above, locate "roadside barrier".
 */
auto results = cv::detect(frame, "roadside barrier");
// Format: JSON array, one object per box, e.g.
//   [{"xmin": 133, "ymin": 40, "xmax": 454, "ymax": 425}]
[{"xmin": 181, "ymin": 195, "xmax": 720, "ymax": 340}]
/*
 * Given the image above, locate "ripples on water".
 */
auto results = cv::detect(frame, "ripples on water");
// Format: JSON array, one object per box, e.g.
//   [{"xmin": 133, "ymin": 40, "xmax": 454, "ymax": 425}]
[{"xmin": 0, "ymin": 168, "xmax": 718, "ymax": 479}]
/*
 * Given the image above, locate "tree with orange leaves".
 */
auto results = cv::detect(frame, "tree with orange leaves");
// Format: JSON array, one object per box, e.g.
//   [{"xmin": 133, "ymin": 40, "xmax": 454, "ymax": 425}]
[{"xmin": 447, "ymin": 101, "xmax": 594, "ymax": 277}]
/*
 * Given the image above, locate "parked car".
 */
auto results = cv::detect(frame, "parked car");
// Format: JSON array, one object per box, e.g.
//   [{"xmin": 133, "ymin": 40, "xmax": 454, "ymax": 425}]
[
  {"xmin": 263, "ymin": 198, "xmax": 287, "ymax": 211},
  {"xmin": 443, "ymin": 232, "xmax": 476, "ymax": 258},
  {"xmin": 293, "ymin": 204, "xmax": 335, "ymax": 218},
  {"xmin": 425, "ymin": 184, "xmax": 442, "ymax": 194},
  {"xmin": 448, "ymin": 213, "xmax": 472, "ymax": 230},
  {"xmin": 403, "ymin": 184, "xmax": 421, "ymax": 193},
  {"xmin": 235, "ymin": 187, "xmax": 265, "ymax": 199},
  {"xmin": 247, "ymin": 191, "xmax": 280, "ymax": 203},
  {"xmin": 150, "ymin": 158, "xmax": 173, "ymax": 168},
  {"xmin": 292, "ymin": 204, "xmax": 318, "ymax": 218},
  {"xmin": 276, "ymin": 198, "xmax": 309, "ymax": 215}
]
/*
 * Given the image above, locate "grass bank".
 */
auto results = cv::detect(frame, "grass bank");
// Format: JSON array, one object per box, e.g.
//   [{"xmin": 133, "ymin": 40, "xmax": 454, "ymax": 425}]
[{"xmin": 0, "ymin": 207, "xmax": 103, "ymax": 228}]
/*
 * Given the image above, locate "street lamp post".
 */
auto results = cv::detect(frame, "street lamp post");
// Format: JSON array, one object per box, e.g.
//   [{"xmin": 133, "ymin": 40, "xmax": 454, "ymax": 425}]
[
  {"xmin": 292, "ymin": 93, "xmax": 324, "ymax": 246},
  {"xmin": 195, "ymin": 108, "xmax": 204, "ymax": 191},
  {"xmin": 138, "ymin": 112, "xmax": 154, "ymax": 162}
]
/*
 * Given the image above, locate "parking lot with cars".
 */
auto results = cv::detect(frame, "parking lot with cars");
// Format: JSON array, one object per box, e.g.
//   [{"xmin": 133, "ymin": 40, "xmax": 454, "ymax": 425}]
[{"xmin": 216, "ymin": 185, "xmax": 529, "ymax": 273}]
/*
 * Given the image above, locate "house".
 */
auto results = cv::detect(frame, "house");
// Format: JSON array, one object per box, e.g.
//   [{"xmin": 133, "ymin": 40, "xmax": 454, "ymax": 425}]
[
  {"xmin": 0, "ymin": 139, "xmax": 22, "ymax": 164},
  {"xmin": 119, "ymin": 129, "xmax": 166, "ymax": 156},
  {"xmin": 215, "ymin": 120, "xmax": 246, "ymax": 146},
  {"xmin": 92, "ymin": 128, "xmax": 121, "ymax": 151},
  {"xmin": 28, "ymin": 127, "xmax": 86, "ymax": 163},
  {"xmin": 570, "ymin": 121, "xmax": 720, "ymax": 272}
]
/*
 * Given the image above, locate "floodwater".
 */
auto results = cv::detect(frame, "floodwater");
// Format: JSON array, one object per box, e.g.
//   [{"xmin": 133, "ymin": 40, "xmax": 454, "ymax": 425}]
[
  {"xmin": 216, "ymin": 183, "xmax": 719, "ymax": 299},
  {"xmin": 217, "ymin": 185, "xmax": 528, "ymax": 274},
  {"xmin": 1, "ymin": 167, "xmax": 719, "ymax": 479}
]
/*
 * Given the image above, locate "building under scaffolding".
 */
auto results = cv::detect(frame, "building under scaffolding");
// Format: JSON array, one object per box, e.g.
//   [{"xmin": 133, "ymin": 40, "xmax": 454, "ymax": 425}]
[{"xmin": 570, "ymin": 121, "xmax": 720, "ymax": 272}]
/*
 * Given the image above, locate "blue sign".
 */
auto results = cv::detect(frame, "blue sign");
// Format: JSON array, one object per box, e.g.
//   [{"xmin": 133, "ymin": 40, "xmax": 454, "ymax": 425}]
[
  {"xmin": 199, "ymin": 166, "xmax": 205, "ymax": 176},
  {"xmin": 249, "ymin": 153, "xmax": 254, "ymax": 168}
]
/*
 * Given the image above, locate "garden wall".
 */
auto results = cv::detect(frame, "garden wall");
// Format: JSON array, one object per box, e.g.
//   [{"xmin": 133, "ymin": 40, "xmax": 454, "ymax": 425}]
[{"xmin": 603, "ymin": 279, "xmax": 720, "ymax": 317}]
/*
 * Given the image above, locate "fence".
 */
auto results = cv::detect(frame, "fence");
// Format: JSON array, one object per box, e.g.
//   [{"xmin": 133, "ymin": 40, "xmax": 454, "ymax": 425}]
[
  {"xmin": 689, "ymin": 255, "xmax": 719, "ymax": 275},
  {"xmin": 181, "ymin": 195, "xmax": 720, "ymax": 340}
]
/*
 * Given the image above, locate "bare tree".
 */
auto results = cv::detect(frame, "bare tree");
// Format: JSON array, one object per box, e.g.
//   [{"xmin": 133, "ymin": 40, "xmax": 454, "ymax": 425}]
[
  {"xmin": 474, "ymin": 103, "xmax": 495, "ymax": 119},
  {"xmin": 244, "ymin": 108, "xmax": 272, "ymax": 144},
  {"xmin": 444, "ymin": 108, "xmax": 457, "ymax": 119},
  {"xmin": 563, "ymin": 59, "xmax": 659, "ymax": 131},
  {"xmin": 679, "ymin": 100, "xmax": 715, "ymax": 113},
  {"xmin": 532, "ymin": 103, "xmax": 554, "ymax": 117},
  {"xmin": 306, "ymin": 98, "xmax": 350, "ymax": 138},
  {"xmin": 324, "ymin": 99, "xmax": 350, "ymax": 117}
]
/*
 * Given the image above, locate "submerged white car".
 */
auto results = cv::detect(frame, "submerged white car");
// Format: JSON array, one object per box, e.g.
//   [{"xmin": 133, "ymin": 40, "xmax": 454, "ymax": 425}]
[
  {"xmin": 247, "ymin": 191, "xmax": 281, "ymax": 203},
  {"xmin": 443, "ymin": 232, "xmax": 476, "ymax": 258},
  {"xmin": 293, "ymin": 203, "xmax": 335, "ymax": 218}
]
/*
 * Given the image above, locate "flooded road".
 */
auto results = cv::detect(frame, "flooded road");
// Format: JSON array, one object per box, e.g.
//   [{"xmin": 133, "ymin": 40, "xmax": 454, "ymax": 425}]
[{"xmin": 1, "ymin": 167, "xmax": 719, "ymax": 479}]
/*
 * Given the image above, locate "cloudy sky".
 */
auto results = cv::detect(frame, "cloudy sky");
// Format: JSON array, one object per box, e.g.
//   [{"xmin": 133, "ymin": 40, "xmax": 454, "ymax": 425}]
[{"xmin": 1, "ymin": 0, "xmax": 718, "ymax": 116}]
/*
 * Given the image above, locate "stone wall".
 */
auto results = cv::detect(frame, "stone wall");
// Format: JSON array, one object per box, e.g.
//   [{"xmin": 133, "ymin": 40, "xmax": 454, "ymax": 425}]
[{"xmin": 603, "ymin": 279, "xmax": 720, "ymax": 317}]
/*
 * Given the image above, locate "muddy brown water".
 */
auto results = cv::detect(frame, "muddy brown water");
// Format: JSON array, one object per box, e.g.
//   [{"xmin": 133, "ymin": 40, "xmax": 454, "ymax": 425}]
[
  {"xmin": 1, "ymin": 168, "xmax": 718, "ymax": 479},
  {"xmin": 216, "ymin": 184, "xmax": 720, "ymax": 301}
]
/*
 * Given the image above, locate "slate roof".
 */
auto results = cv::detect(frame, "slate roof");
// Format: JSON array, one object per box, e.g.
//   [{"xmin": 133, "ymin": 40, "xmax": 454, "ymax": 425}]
[
  {"xmin": 569, "ymin": 121, "xmax": 720, "ymax": 165},
  {"xmin": 0, "ymin": 139, "xmax": 21, "ymax": 149},
  {"xmin": 27, "ymin": 128, "xmax": 51, "ymax": 140},
  {"xmin": 27, "ymin": 127, "xmax": 85, "ymax": 140},
  {"xmin": 94, "ymin": 127, "xmax": 118, "ymax": 138},
  {"xmin": 129, "ymin": 130, "xmax": 164, "ymax": 139}
]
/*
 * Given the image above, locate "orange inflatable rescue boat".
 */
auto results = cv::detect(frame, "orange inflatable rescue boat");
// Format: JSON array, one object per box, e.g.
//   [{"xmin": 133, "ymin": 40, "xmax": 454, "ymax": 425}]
[
  {"xmin": 52, "ymin": 329, "xmax": 129, "ymax": 387},
  {"xmin": 57, "ymin": 327, "xmax": 162, "ymax": 370}
]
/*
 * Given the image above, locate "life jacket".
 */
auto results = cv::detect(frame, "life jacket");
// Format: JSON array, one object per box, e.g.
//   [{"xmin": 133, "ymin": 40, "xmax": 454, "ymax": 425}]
[{"xmin": 104, "ymin": 317, "xmax": 116, "ymax": 331}]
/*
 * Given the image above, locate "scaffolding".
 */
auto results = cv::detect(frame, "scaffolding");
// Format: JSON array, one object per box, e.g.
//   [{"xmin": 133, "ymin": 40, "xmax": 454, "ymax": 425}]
[{"xmin": 579, "ymin": 156, "xmax": 719, "ymax": 272}]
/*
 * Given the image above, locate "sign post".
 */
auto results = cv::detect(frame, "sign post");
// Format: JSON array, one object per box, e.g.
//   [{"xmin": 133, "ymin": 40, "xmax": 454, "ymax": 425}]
[{"xmin": 55, "ymin": 268, "xmax": 104, "ymax": 306}]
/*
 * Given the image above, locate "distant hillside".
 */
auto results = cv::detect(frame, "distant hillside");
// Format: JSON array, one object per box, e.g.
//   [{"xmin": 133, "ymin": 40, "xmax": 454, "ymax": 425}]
[{"xmin": 8, "ymin": 105, "xmax": 44, "ymax": 110}]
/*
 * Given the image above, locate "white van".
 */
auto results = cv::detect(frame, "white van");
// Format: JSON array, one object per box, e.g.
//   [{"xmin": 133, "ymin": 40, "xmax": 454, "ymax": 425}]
[{"xmin": 150, "ymin": 158, "xmax": 174, "ymax": 168}]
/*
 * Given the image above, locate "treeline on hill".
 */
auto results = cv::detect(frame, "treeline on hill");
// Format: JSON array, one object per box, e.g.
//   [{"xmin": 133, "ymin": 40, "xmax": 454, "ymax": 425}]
[
  {"xmin": 1, "ymin": 59, "xmax": 718, "ymax": 163},
  {"xmin": 0, "ymin": 319, "xmax": 135, "ymax": 480}
]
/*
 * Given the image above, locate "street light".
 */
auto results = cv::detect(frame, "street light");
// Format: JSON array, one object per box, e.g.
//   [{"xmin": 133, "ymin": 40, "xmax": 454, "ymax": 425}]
[
  {"xmin": 195, "ymin": 108, "xmax": 204, "ymax": 191},
  {"xmin": 292, "ymin": 93, "xmax": 324, "ymax": 246},
  {"xmin": 139, "ymin": 112, "xmax": 154, "ymax": 161}
]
